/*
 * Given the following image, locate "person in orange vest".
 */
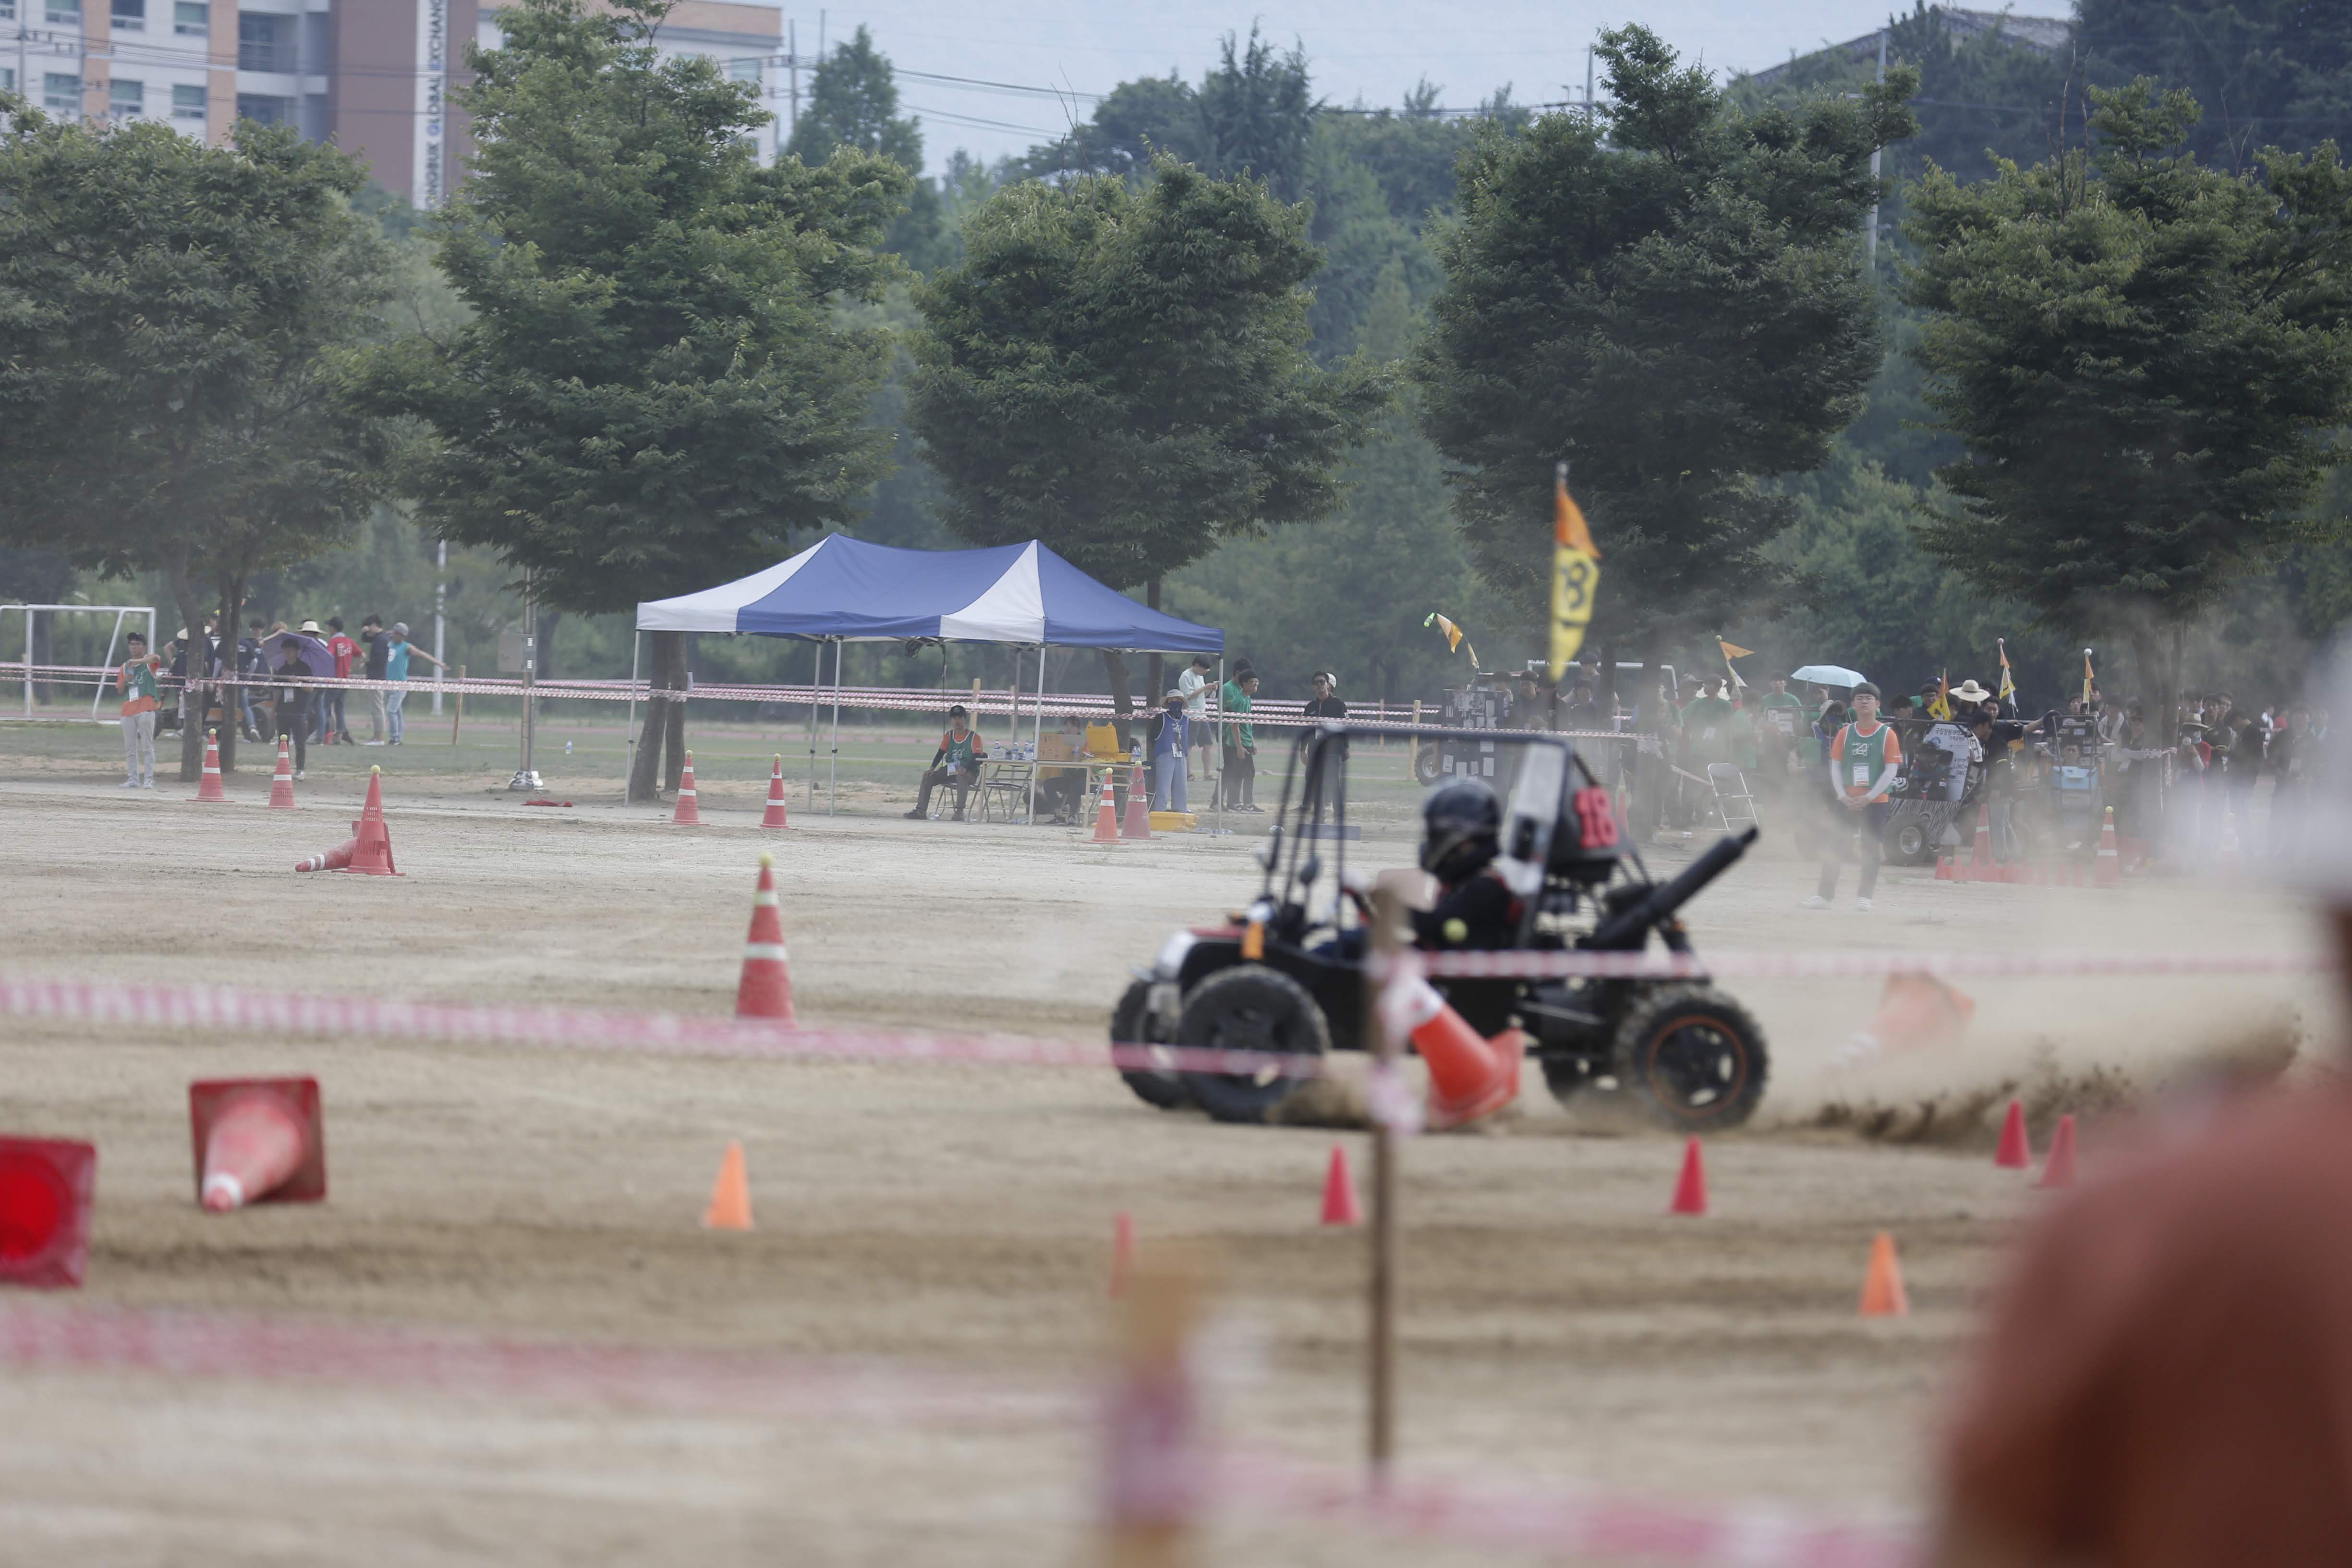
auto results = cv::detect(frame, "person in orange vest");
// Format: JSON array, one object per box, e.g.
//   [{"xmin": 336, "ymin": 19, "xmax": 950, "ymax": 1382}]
[
  {"xmin": 1803, "ymin": 681, "xmax": 1902, "ymax": 912},
  {"xmin": 113, "ymin": 630, "xmax": 162, "ymax": 789}
]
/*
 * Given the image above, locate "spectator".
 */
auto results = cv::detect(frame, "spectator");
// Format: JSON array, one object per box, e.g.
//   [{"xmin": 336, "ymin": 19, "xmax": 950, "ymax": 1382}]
[
  {"xmin": 1034, "ymin": 716, "xmax": 1089, "ymax": 825},
  {"xmin": 2268, "ymin": 703, "xmax": 2314, "ymax": 860},
  {"xmin": 1176, "ymin": 654, "xmax": 1215, "ymax": 780},
  {"xmin": 112, "ymin": 631, "xmax": 161, "ymax": 790},
  {"xmin": 1302, "ymin": 669, "xmax": 1347, "ymax": 723},
  {"xmin": 1803, "ymin": 681, "xmax": 1899, "ymax": 912},
  {"xmin": 323, "ymin": 617, "xmax": 358, "ymax": 745},
  {"xmin": 1561, "ymin": 681, "xmax": 1602, "ymax": 734},
  {"xmin": 270, "ymin": 635, "xmax": 314, "ymax": 779},
  {"xmin": 1221, "ymin": 666, "xmax": 1261, "ymax": 812},
  {"xmin": 1148, "ymin": 690, "xmax": 1189, "ymax": 813},
  {"xmin": 1679, "ymin": 675, "xmax": 1735, "ymax": 767},
  {"xmin": 1974, "ymin": 700, "xmax": 2025, "ymax": 865},
  {"xmin": 234, "ymin": 619, "xmax": 267, "ymax": 741},
  {"xmin": 295, "ymin": 621, "xmax": 332, "ymax": 741},
  {"xmin": 905, "ymin": 703, "xmax": 986, "ymax": 821},
  {"xmin": 381, "ymin": 621, "xmax": 447, "ymax": 747},
  {"xmin": 359, "ymin": 615, "xmax": 389, "ymax": 744}
]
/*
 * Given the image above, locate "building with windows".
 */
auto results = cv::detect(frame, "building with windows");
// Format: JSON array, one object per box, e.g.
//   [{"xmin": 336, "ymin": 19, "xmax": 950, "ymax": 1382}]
[{"xmin": 4, "ymin": 1, "xmax": 788, "ymax": 207}]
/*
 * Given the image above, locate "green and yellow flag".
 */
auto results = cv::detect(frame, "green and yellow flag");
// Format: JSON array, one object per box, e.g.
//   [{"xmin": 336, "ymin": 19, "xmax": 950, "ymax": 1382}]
[
  {"xmin": 1549, "ymin": 462, "xmax": 1600, "ymax": 675},
  {"xmin": 1423, "ymin": 612, "xmax": 1479, "ymax": 670},
  {"xmin": 1996, "ymin": 639, "xmax": 2016, "ymax": 705}
]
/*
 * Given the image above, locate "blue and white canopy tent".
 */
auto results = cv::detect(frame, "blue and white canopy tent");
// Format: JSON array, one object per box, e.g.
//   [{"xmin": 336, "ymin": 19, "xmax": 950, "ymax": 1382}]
[{"xmin": 634, "ymin": 535, "xmax": 1225, "ymax": 817}]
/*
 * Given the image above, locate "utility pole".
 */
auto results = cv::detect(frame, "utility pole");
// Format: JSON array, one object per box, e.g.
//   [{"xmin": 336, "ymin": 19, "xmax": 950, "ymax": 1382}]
[
  {"xmin": 432, "ymin": 539, "xmax": 446, "ymax": 716},
  {"xmin": 787, "ymin": 19, "xmax": 798, "ymax": 135},
  {"xmin": 1866, "ymin": 29, "xmax": 1886, "ymax": 269},
  {"xmin": 1586, "ymin": 45, "xmax": 1595, "ymax": 127}
]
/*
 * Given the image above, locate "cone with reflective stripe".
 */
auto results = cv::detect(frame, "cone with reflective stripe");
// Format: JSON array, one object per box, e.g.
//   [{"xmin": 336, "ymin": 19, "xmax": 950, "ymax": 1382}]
[
  {"xmin": 1858, "ymin": 1232, "xmax": 1909, "ymax": 1317},
  {"xmin": 761, "ymin": 754, "xmax": 791, "ymax": 830},
  {"xmin": 1319, "ymin": 1144, "xmax": 1361, "ymax": 1226},
  {"xmin": 1121, "ymin": 764, "xmax": 1153, "ymax": 839},
  {"xmin": 295, "ymin": 838, "xmax": 357, "ymax": 873},
  {"xmin": 735, "ymin": 850, "xmax": 795, "ymax": 1021},
  {"xmin": 267, "ymin": 733, "xmax": 297, "ymax": 809},
  {"xmin": 1091, "ymin": 768, "xmax": 1123, "ymax": 844},
  {"xmin": 702, "ymin": 1141, "xmax": 752, "ymax": 1230},
  {"xmin": 0, "ymin": 1137, "xmax": 95, "ymax": 1288},
  {"xmin": 673, "ymin": 752, "xmax": 702, "ymax": 826},
  {"xmin": 2094, "ymin": 806, "xmax": 2122, "ymax": 888},
  {"xmin": 340, "ymin": 767, "xmax": 401, "ymax": 875},
  {"xmin": 1668, "ymin": 1137, "xmax": 1709, "ymax": 1216},
  {"xmin": 192, "ymin": 729, "xmax": 228, "ymax": 802},
  {"xmin": 1394, "ymin": 975, "xmax": 1521, "ymax": 1130},
  {"xmin": 190, "ymin": 1078, "xmax": 325, "ymax": 1213}
]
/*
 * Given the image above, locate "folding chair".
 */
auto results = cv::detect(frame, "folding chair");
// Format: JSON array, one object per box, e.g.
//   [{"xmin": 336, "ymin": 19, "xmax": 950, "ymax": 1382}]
[{"xmin": 977, "ymin": 761, "xmax": 1033, "ymax": 824}]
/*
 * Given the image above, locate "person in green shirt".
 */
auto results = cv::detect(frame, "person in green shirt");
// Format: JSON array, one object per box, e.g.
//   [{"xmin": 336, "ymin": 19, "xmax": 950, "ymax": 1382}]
[
  {"xmin": 1679, "ymin": 676, "xmax": 1736, "ymax": 767},
  {"xmin": 1221, "ymin": 668, "xmax": 1260, "ymax": 811},
  {"xmin": 905, "ymin": 704, "xmax": 988, "ymax": 821}
]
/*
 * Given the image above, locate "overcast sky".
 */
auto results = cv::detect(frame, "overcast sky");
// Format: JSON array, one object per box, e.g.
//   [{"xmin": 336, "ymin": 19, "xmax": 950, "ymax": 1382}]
[{"xmin": 767, "ymin": 1, "xmax": 2076, "ymax": 174}]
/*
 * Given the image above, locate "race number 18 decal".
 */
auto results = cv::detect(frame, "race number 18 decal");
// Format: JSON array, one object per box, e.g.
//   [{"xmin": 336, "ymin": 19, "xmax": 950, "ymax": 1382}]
[{"xmin": 1572, "ymin": 786, "xmax": 1619, "ymax": 850}]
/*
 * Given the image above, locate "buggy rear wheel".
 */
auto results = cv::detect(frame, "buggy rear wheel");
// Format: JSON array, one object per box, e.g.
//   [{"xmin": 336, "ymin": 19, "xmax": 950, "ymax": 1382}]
[
  {"xmin": 1111, "ymin": 980, "xmax": 1190, "ymax": 1112},
  {"xmin": 1413, "ymin": 746, "xmax": 1442, "ymax": 786},
  {"xmin": 1614, "ymin": 985, "xmax": 1769, "ymax": 1130},
  {"xmin": 1175, "ymin": 964, "xmax": 1331, "ymax": 1124}
]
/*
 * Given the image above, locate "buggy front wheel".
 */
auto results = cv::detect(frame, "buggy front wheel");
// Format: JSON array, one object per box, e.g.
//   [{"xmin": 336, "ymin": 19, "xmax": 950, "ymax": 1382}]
[
  {"xmin": 1111, "ymin": 980, "xmax": 1190, "ymax": 1112},
  {"xmin": 1176, "ymin": 964, "xmax": 1331, "ymax": 1124},
  {"xmin": 1613, "ymin": 986, "xmax": 1768, "ymax": 1130}
]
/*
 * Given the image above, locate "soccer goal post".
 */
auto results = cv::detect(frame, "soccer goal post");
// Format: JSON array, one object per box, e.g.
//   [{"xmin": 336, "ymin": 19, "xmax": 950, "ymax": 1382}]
[{"xmin": 0, "ymin": 604, "xmax": 160, "ymax": 723}]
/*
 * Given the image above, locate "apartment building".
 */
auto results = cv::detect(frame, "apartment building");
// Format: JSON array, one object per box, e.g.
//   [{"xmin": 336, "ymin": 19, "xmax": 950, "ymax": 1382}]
[{"xmin": 5, "ymin": 0, "xmax": 788, "ymax": 207}]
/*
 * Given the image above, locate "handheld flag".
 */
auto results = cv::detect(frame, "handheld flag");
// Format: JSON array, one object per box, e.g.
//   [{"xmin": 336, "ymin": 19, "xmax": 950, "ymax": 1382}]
[
  {"xmin": 1549, "ymin": 462, "xmax": 1601, "ymax": 676},
  {"xmin": 2082, "ymin": 649, "xmax": 2095, "ymax": 705},
  {"xmin": 1996, "ymin": 639, "xmax": 2016, "ymax": 705},
  {"xmin": 1718, "ymin": 638, "xmax": 1753, "ymax": 691},
  {"xmin": 1927, "ymin": 670, "xmax": 1953, "ymax": 722},
  {"xmin": 1423, "ymin": 612, "xmax": 1478, "ymax": 670}
]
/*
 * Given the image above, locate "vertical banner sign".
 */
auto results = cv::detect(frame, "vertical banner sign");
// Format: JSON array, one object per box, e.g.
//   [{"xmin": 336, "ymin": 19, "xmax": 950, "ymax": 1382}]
[
  {"xmin": 1549, "ymin": 462, "xmax": 1600, "ymax": 677},
  {"xmin": 416, "ymin": 0, "xmax": 449, "ymax": 209}
]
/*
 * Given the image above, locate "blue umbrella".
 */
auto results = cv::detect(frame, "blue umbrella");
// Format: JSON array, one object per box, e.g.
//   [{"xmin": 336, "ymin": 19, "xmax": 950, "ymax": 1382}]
[{"xmin": 268, "ymin": 632, "xmax": 334, "ymax": 680}]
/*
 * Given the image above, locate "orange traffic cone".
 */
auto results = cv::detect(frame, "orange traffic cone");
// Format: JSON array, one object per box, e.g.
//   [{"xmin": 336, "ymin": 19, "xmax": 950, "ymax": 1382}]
[
  {"xmin": 0, "ymin": 1136, "xmax": 97, "ymax": 1288},
  {"xmin": 2094, "ymin": 807, "xmax": 2121, "ymax": 888},
  {"xmin": 761, "ymin": 754, "xmax": 791, "ymax": 830},
  {"xmin": 1121, "ymin": 765, "xmax": 1153, "ymax": 839},
  {"xmin": 294, "ymin": 838, "xmax": 357, "ymax": 873},
  {"xmin": 1994, "ymin": 1098, "xmax": 2032, "ymax": 1168},
  {"xmin": 341, "ymin": 767, "xmax": 401, "ymax": 875},
  {"xmin": 1669, "ymin": 1137, "xmax": 1709, "ymax": 1216},
  {"xmin": 192, "ymin": 729, "xmax": 228, "ymax": 802},
  {"xmin": 2039, "ymin": 1113, "xmax": 2078, "ymax": 1189},
  {"xmin": 1110, "ymin": 1210, "xmax": 1136, "ymax": 1297},
  {"xmin": 1966, "ymin": 805, "xmax": 1995, "ymax": 881},
  {"xmin": 1858, "ymin": 1232, "xmax": 1909, "ymax": 1317},
  {"xmin": 1091, "ymin": 769, "xmax": 1123, "ymax": 844},
  {"xmin": 1394, "ymin": 976, "xmax": 1521, "ymax": 1130},
  {"xmin": 672, "ymin": 752, "xmax": 702, "ymax": 826},
  {"xmin": 190, "ymin": 1078, "xmax": 325, "ymax": 1212},
  {"xmin": 1319, "ymin": 1144, "xmax": 1361, "ymax": 1226},
  {"xmin": 702, "ymin": 1141, "xmax": 752, "ymax": 1230},
  {"xmin": 1835, "ymin": 973, "xmax": 1975, "ymax": 1067},
  {"xmin": 266, "ymin": 734, "xmax": 297, "ymax": 809},
  {"xmin": 735, "ymin": 851, "xmax": 795, "ymax": 1021}
]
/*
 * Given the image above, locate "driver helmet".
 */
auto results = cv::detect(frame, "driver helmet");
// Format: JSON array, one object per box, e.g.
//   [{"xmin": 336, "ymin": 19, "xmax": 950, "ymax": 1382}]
[{"xmin": 1419, "ymin": 777, "xmax": 1501, "ymax": 883}]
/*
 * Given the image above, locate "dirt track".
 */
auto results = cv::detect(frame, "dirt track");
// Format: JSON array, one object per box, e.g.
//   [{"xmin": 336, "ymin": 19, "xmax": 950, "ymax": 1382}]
[{"xmin": 0, "ymin": 764, "xmax": 2332, "ymax": 1565}]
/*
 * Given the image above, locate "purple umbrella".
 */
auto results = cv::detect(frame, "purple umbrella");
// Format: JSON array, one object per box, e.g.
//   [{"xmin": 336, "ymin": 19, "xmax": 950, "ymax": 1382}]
[{"xmin": 268, "ymin": 633, "xmax": 334, "ymax": 680}]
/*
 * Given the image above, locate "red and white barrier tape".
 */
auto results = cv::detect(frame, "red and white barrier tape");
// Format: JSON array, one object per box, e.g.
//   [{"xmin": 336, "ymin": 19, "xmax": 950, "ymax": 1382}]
[{"xmin": 1408, "ymin": 948, "xmax": 2335, "ymax": 982}]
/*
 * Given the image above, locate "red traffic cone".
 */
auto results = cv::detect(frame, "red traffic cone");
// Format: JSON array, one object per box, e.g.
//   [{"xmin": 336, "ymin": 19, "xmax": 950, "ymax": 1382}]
[
  {"xmin": 1966, "ymin": 805, "xmax": 1995, "ymax": 881},
  {"xmin": 1394, "ymin": 975, "xmax": 1522, "ymax": 1130},
  {"xmin": 190, "ymin": 1078, "xmax": 326, "ymax": 1212},
  {"xmin": 0, "ymin": 1137, "xmax": 96, "ymax": 1288},
  {"xmin": 340, "ymin": 767, "xmax": 402, "ymax": 875},
  {"xmin": 2039, "ymin": 1113, "xmax": 2078, "ymax": 1189},
  {"xmin": 673, "ymin": 751, "xmax": 703, "ymax": 826},
  {"xmin": 267, "ymin": 733, "xmax": 297, "ymax": 809},
  {"xmin": 1121, "ymin": 764, "xmax": 1153, "ymax": 839},
  {"xmin": 2094, "ymin": 807, "xmax": 2122, "ymax": 888},
  {"xmin": 761, "ymin": 754, "xmax": 792, "ymax": 830},
  {"xmin": 1110, "ymin": 1210, "xmax": 1135, "ymax": 1298},
  {"xmin": 294, "ymin": 838, "xmax": 357, "ymax": 874},
  {"xmin": 1836, "ymin": 973, "xmax": 1976, "ymax": 1066},
  {"xmin": 735, "ymin": 850, "xmax": 796, "ymax": 1022},
  {"xmin": 1859, "ymin": 1232, "xmax": 1910, "ymax": 1317},
  {"xmin": 1091, "ymin": 769, "xmax": 1123, "ymax": 844},
  {"xmin": 1669, "ymin": 1137, "xmax": 1709, "ymax": 1215},
  {"xmin": 702, "ymin": 1141, "xmax": 753, "ymax": 1231},
  {"xmin": 192, "ymin": 729, "xmax": 228, "ymax": 802},
  {"xmin": 1994, "ymin": 1098, "xmax": 2032, "ymax": 1169},
  {"xmin": 1319, "ymin": 1144, "xmax": 1361, "ymax": 1226}
]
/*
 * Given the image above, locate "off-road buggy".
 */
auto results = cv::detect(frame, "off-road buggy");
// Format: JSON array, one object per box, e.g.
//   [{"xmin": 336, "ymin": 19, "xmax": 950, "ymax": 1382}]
[{"xmin": 1109, "ymin": 723, "xmax": 1769, "ymax": 1130}]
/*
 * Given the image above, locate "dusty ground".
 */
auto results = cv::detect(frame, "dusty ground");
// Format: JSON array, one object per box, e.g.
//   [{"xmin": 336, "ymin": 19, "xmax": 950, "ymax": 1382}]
[{"xmin": 0, "ymin": 733, "xmax": 2333, "ymax": 1566}]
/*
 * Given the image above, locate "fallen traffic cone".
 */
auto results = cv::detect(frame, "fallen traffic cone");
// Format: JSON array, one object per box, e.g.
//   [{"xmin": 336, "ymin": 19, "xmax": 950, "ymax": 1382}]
[
  {"xmin": 672, "ymin": 752, "xmax": 703, "ymax": 826},
  {"xmin": 1091, "ymin": 769, "xmax": 1123, "ymax": 844},
  {"xmin": 1966, "ymin": 805, "xmax": 1995, "ymax": 881},
  {"xmin": 761, "ymin": 754, "xmax": 791, "ymax": 830},
  {"xmin": 1319, "ymin": 1144, "xmax": 1361, "ymax": 1226},
  {"xmin": 702, "ymin": 1141, "xmax": 753, "ymax": 1230},
  {"xmin": 1668, "ymin": 1137, "xmax": 1709, "ymax": 1216},
  {"xmin": 0, "ymin": 1137, "xmax": 96, "ymax": 1288},
  {"xmin": 340, "ymin": 767, "xmax": 402, "ymax": 875},
  {"xmin": 1393, "ymin": 975, "xmax": 1521, "ymax": 1130},
  {"xmin": 1835, "ymin": 972, "xmax": 1976, "ymax": 1066},
  {"xmin": 2039, "ymin": 1113, "xmax": 2078, "ymax": 1189},
  {"xmin": 735, "ymin": 850, "xmax": 795, "ymax": 1021},
  {"xmin": 1858, "ymin": 1232, "xmax": 1909, "ymax": 1317},
  {"xmin": 1110, "ymin": 1210, "xmax": 1135, "ymax": 1297},
  {"xmin": 189, "ymin": 1078, "xmax": 325, "ymax": 1212},
  {"xmin": 192, "ymin": 729, "xmax": 228, "ymax": 802},
  {"xmin": 267, "ymin": 734, "xmax": 298, "ymax": 809},
  {"xmin": 294, "ymin": 839, "xmax": 357, "ymax": 873},
  {"xmin": 1121, "ymin": 765, "xmax": 1152, "ymax": 839},
  {"xmin": 2093, "ymin": 807, "xmax": 2122, "ymax": 888},
  {"xmin": 1994, "ymin": 1098, "xmax": 2032, "ymax": 1168}
]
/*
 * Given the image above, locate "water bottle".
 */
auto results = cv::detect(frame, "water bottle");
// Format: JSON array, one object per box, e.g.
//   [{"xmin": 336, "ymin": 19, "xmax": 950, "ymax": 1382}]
[{"xmin": 564, "ymin": 740, "xmax": 573, "ymax": 755}]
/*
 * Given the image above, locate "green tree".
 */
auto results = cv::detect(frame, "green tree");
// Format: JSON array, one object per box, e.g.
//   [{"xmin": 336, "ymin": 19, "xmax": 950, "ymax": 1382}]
[
  {"xmin": 784, "ymin": 23, "xmax": 947, "ymax": 270},
  {"xmin": 356, "ymin": 0, "xmax": 909, "ymax": 800},
  {"xmin": 906, "ymin": 155, "xmax": 1390, "ymax": 717},
  {"xmin": 1415, "ymin": 25, "xmax": 1918, "ymax": 671},
  {"xmin": 2082, "ymin": 0, "xmax": 2352, "ymax": 172},
  {"xmin": 1901, "ymin": 81, "xmax": 2352, "ymax": 726},
  {"xmin": 0, "ymin": 110, "xmax": 396, "ymax": 778}
]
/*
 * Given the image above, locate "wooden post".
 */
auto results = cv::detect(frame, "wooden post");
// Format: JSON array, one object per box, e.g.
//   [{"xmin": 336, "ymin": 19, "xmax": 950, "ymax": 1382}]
[
  {"xmin": 1408, "ymin": 700, "xmax": 1422, "ymax": 779},
  {"xmin": 1099, "ymin": 1242, "xmax": 1211, "ymax": 1568},
  {"xmin": 450, "ymin": 664, "xmax": 464, "ymax": 746},
  {"xmin": 1366, "ymin": 888, "xmax": 1404, "ymax": 1482}
]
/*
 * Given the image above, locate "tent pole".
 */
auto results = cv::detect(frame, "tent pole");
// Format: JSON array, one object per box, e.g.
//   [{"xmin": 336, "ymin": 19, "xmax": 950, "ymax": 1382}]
[
  {"xmin": 625, "ymin": 631, "xmax": 641, "ymax": 798},
  {"xmin": 807, "ymin": 639, "xmax": 821, "ymax": 810},
  {"xmin": 1214, "ymin": 655, "xmax": 1225, "ymax": 837},
  {"xmin": 828, "ymin": 637, "xmax": 842, "ymax": 814},
  {"xmin": 1028, "ymin": 643, "xmax": 1044, "ymax": 826}
]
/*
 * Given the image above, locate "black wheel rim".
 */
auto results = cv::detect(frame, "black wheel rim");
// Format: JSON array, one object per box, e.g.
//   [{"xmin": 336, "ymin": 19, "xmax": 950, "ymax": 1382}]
[
  {"xmin": 1642, "ymin": 1015, "xmax": 1748, "ymax": 1117},
  {"xmin": 1206, "ymin": 1004, "xmax": 1297, "ymax": 1088}
]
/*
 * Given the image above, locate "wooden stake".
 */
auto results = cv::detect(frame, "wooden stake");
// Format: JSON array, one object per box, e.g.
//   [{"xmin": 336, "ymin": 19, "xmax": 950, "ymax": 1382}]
[
  {"xmin": 1408, "ymin": 699, "xmax": 1422, "ymax": 778},
  {"xmin": 449, "ymin": 664, "xmax": 464, "ymax": 746},
  {"xmin": 1366, "ymin": 888, "xmax": 1403, "ymax": 1482},
  {"xmin": 1100, "ymin": 1242, "xmax": 1212, "ymax": 1568}
]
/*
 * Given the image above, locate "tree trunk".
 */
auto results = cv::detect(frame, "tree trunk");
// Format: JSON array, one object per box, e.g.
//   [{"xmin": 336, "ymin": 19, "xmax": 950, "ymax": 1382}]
[
  {"xmin": 162, "ymin": 558, "xmax": 211, "ymax": 783},
  {"xmin": 1102, "ymin": 649, "xmax": 1134, "ymax": 752},
  {"xmin": 627, "ymin": 629, "xmax": 686, "ymax": 802},
  {"xmin": 214, "ymin": 571, "xmax": 244, "ymax": 775},
  {"xmin": 667, "ymin": 631, "xmax": 694, "ymax": 792},
  {"xmin": 1143, "ymin": 580, "xmax": 1163, "ymax": 720},
  {"xmin": 28, "ymin": 609, "xmax": 48, "ymax": 706}
]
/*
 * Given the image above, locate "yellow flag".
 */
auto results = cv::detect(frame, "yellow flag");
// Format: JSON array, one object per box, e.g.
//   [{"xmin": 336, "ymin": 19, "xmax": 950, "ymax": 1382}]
[
  {"xmin": 1423, "ymin": 612, "xmax": 1478, "ymax": 669},
  {"xmin": 1927, "ymin": 670, "xmax": 1952, "ymax": 721},
  {"xmin": 1549, "ymin": 462, "xmax": 1600, "ymax": 675},
  {"xmin": 2082, "ymin": 649, "xmax": 2095, "ymax": 705},
  {"xmin": 1996, "ymin": 639, "xmax": 2016, "ymax": 705},
  {"xmin": 1718, "ymin": 638, "xmax": 1751, "ymax": 690}
]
